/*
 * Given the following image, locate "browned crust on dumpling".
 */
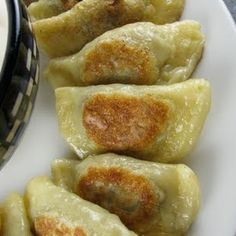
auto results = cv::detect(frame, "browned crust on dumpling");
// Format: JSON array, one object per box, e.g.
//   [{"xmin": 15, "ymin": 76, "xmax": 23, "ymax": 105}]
[
  {"xmin": 61, "ymin": 0, "xmax": 80, "ymax": 10},
  {"xmin": 83, "ymin": 94, "xmax": 169, "ymax": 151},
  {"xmin": 34, "ymin": 216, "xmax": 86, "ymax": 236},
  {"xmin": 77, "ymin": 167, "xmax": 158, "ymax": 229},
  {"xmin": 83, "ymin": 40, "xmax": 156, "ymax": 85}
]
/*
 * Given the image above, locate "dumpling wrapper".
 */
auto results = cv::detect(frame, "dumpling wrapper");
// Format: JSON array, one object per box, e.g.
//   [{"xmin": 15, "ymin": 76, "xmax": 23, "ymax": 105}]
[
  {"xmin": 28, "ymin": 0, "xmax": 80, "ymax": 20},
  {"xmin": 51, "ymin": 154, "xmax": 200, "ymax": 235},
  {"xmin": 1, "ymin": 193, "xmax": 32, "ymax": 236},
  {"xmin": 25, "ymin": 176, "xmax": 137, "ymax": 236},
  {"xmin": 55, "ymin": 79, "xmax": 211, "ymax": 163},
  {"xmin": 32, "ymin": 0, "xmax": 185, "ymax": 57},
  {"xmin": 23, "ymin": 0, "xmax": 36, "ymax": 7},
  {"xmin": 46, "ymin": 21, "xmax": 204, "ymax": 88},
  {"xmin": 51, "ymin": 159, "xmax": 80, "ymax": 191},
  {"xmin": 28, "ymin": 0, "xmax": 65, "ymax": 20},
  {"xmin": 0, "ymin": 205, "xmax": 2, "ymax": 235}
]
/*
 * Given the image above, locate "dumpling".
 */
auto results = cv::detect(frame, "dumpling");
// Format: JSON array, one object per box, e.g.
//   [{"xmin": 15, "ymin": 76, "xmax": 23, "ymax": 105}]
[
  {"xmin": 55, "ymin": 79, "xmax": 211, "ymax": 162},
  {"xmin": 25, "ymin": 176, "xmax": 137, "ymax": 236},
  {"xmin": 1, "ymin": 193, "xmax": 32, "ymax": 236},
  {"xmin": 0, "ymin": 205, "xmax": 2, "ymax": 235},
  {"xmin": 28, "ymin": 0, "xmax": 65, "ymax": 20},
  {"xmin": 51, "ymin": 158, "xmax": 80, "ymax": 191},
  {"xmin": 1, "ymin": 194, "xmax": 32, "ymax": 236},
  {"xmin": 51, "ymin": 154, "xmax": 200, "ymax": 235},
  {"xmin": 32, "ymin": 0, "xmax": 185, "ymax": 57},
  {"xmin": 23, "ymin": 0, "xmax": 36, "ymax": 6},
  {"xmin": 45, "ymin": 21, "xmax": 204, "ymax": 88},
  {"xmin": 28, "ymin": 0, "xmax": 80, "ymax": 20}
]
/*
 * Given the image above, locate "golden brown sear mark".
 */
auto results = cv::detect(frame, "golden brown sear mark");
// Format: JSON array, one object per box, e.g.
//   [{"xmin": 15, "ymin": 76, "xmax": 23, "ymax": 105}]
[
  {"xmin": 77, "ymin": 167, "xmax": 157, "ymax": 229},
  {"xmin": 83, "ymin": 40, "xmax": 155, "ymax": 85},
  {"xmin": 83, "ymin": 94, "xmax": 170, "ymax": 151},
  {"xmin": 61, "ymin": 0, "xmax": 80, "ymax": 10},
  {"xmin": 106, "ymin": 0, "xmax": 125, "ymax": 20},
  {"xmin": 34, "ymin": 216, "xmax": 86, "ymax": 236}
]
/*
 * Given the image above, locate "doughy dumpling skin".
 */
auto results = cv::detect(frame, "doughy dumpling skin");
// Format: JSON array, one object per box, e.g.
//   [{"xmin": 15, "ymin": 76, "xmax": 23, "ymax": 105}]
[
  {"xmin": 0, "ymin": 206, "xmax": 3, "ymax": 235},
  {"xmin": 51, "ymin": 154, "xmax": 200, "ymax": 235},
  {"xmin": 55, "ymin": 79, "xmax": 211, "ymax": 162},
  {"xmin": 1, "ymin": 193, "xmax": 32, "ymax": 236},
  {"xmin": 46, "ymin": 21, "xmax": 204, "ymax": 88},
  {"xmin": 24, "ymin": 0, "xmax": 36, "ymax": 6},
  {"xmin": 28, "ymin": 0, "xmax": 80, "ymax": 20},
  {"xmin": 32, "ymin": 0, "xmax": 185, "ymax": 57},
  {"xmin": 25, "ymin": 176, "xmax": 137, "ymax": 236},
  {"xmin": 52, "ymin": 159, "xmax": 80, "ymax": 191}
]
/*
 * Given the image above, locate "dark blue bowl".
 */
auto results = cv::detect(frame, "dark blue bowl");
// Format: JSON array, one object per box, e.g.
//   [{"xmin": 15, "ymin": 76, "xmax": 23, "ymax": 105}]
[{"xmin": 0, "ymin": 0, "xmax": 39, "ymax": 167}]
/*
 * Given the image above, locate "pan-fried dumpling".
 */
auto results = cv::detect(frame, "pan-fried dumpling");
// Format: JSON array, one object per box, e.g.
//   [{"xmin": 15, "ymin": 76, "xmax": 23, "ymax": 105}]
[
  {"xmin": 23, "ymin": 0, "xmax": 36, "ymax": 7},
  {"xmin": 32, "ymin": 0, "xmax": 185, "ymax": 57},
  {"xmin": 25, "ymin": 176, "xmax": 137, "ymax": 236},
  {"xmin": 28, "ymin": 0, "xmax": 65, "ymax": 20},
  {"xmin": 51, "ymin": 159, "xmax": 80, "ymax": 191},
  {"xmin": 46, "ymin": 21, "xmax": 204, "ymax": 88},
  {"xmin": 28, "ymin": 0, "xmax": 80, "ymax": 20},
  {"xmin": 51, "ymin": 154, "xmax": 200, "ymax": 235},
  {"xmin": 0, "ymin": 205, "xmax": 3, "ymax": 235},
  {"xmin": 1, "ymin": 193, "xmax": 32, "ymax": 236},
  {"xmin": 55, "ymin": 79, "xmax": 211, "ymax": 162}
]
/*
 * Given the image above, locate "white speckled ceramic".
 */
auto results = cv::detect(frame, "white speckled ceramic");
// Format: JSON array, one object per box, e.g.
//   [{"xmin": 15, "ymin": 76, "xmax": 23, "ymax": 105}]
[{"xmin": 0, "ymin": 0, "xmax": 236, "ymax": 235}]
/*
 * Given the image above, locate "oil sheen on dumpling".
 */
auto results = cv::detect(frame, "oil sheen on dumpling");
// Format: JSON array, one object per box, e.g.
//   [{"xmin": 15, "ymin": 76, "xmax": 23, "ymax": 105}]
[
  {"xmin": 25, "ymin": 176, "xmax": 137, "ymax": 236},
  {"xmin": 28, "ymin": 0, "xmax": 80, "ymax": 20},
  {"xmin": 32, "ymin": 0, "xmax": 185, "ymax": 57},
  {"xmin": 45, "ymin": 21, "xmax": 204, "ymax": 88},
  {"xmin": 51, "ymin": 154, "xmax": 200, "ymax": 235},
  {"xmin": 1, "ymin": 193, "xmax": 32, "ymax": 236},
  {"xmin": 55, "ymin": 79, "xmax": 211, "ymax": 162}
]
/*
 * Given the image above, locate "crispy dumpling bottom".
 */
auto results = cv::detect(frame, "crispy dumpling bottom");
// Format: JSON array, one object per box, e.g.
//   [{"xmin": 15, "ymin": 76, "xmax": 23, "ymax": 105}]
[{"xmin": 55, "ymin": 79, "xmax": 211, "ymax": 162}]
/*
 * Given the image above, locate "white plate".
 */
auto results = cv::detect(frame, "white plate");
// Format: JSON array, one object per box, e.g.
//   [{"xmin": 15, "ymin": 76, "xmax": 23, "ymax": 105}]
[{"xmin": 0, "ymin": 0, "xmax": 236, "ymax": 235}]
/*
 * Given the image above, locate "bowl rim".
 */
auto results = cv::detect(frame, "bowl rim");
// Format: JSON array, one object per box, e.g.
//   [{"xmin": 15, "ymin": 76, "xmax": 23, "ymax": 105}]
[{"xmin": 0, "ymin": 0, "xmax": 21, "ymax": 104}]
